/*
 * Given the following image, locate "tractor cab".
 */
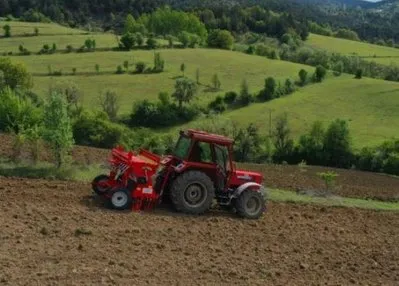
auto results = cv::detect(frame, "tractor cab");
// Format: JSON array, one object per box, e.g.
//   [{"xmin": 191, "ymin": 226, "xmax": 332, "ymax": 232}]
[{"xmin": 152, "ymin": 129, "xmax": 266, "ymax": 218}]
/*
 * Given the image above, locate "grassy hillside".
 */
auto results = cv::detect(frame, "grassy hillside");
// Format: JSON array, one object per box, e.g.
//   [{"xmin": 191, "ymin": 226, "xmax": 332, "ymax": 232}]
[
  {"xmin": 14, "ymin": 49, "xmax": 314, "ymax": 113},
  {"xmin": 0, "ymin": 34, "xmax": 119, "ymax": 53},
  {"xmin": 182, "ymin": 75, "xmax": 399, "ymax": 148},
  {"xmin": 307, "ymin": 33, "xmax": 399, "ymax": 65},
  {"xmin": 0, "ymin": 20, "xmax": 87, "ymax": 36}
]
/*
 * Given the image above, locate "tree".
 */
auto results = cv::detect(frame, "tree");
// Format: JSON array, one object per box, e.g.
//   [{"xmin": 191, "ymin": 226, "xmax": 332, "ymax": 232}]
[
  {"xmin": 100, "ymin": 90, "xmax": 119, "ymax": 121},
  {"xmin": 180, "ymin": 63, "xmax": 185, "ymax": 77},
  {"xmin": 34, "ymin": 27, "xmax": 39, "ymax": 36},
  {"xmin": 323, "ymin": 119, "xmax": 352, "ymax": 168},
  {"xmin": 153, "ymin": 52, "xmax": 165, "ymax": 72},
  {"xmin": 211, "ymin": 73, "xmax": 221, "ymax": 90},
  {"xmin": 259, "ymin": 77, "xmax": 276, "ymax": 101},
  {"xmin": 42, "ymin": 91, "xmax": 74, "ymax": 168},
  {"xmin": 135, "ymin": 62, "xmax": 146, "ymax": 73},
  {"xmin": 238, "ymin": 79, "xmax": 251, "ymax": 106},
  {"xmin": 124, "ymin": 14, "xmax": 136, "ymax": 34},
  {"xmin": 3, "ymin": 24, "xmax": 10, "ymax": 37},
  {"xmin": 135, "ymin": 33, "xmax": 144, "ymax": 46},
  {"xmin": 207, "ymin": 29, "xmax": 234, "ymax": 50},
  {"xmin": 120, "ymin": 33, "xmax": 135, "ymax": 50},
  {"xmin": 298, "ymin": 69, "xmax": 308, "ymax": 86},
  {"xmin": 95, "ymin": 64, "xmax": 100, "ymax": 74},
  {"xmin": 0, "ymin": 58, "xmax": 32, "ymax": 90},
  {"xmin": 196, "ymin": 68, "xmax": 200, "ymax": 84},
  {"xmin": 355, "ymin": 68, "xmax": 363, "ymax": 79},
  {"xmin": 172, "ymin": 78, "xmax": 198, "ymax": 108},
  {"xmin": 123, "ymin": 60, "xmax": 129, "ymax": 72},
  {"xmin": 146, "ymin": 36, "xmax": 157, "ymax": 49},
  {"xmin": 272, "ymin": 113, "xmax": 294, "ymax": 162},
  {"xmin": 298, "ymin": 121, "xmax": 325, "ymax": 165},
  {"xmin": 314, "ymin": 65, "xmax": 327, "ymax": 82},
  {"xmin": 284, "ymin": 79, "xmax": 295, "ymax": 95}
]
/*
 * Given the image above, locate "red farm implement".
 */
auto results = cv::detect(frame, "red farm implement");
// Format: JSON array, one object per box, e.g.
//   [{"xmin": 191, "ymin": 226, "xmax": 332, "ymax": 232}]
[{"xmin": 92, "ymin": 129, "xmax": 267, "ymax": 219}]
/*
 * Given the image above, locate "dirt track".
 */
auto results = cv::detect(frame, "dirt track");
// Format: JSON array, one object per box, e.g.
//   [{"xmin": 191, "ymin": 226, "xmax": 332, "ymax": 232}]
[{"xmin": 0, "ymin": 176, "xmax": 398, "ymax": 285}]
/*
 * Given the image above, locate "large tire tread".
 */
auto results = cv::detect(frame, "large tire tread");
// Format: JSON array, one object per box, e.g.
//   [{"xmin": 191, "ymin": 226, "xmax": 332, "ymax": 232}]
[
  {"xmin": 235, "ymin": 190, "xmax": 265, "ymax": 219},
  {"xmin": 170, "ymin": 171, "xmax": 215, "ymax": 215}
]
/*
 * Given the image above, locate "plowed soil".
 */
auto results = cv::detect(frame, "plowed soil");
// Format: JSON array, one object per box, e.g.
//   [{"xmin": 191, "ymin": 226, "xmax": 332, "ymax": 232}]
[
  {"xmin": 241, "ymin": 163, "xmax": 399, "ymax": 202},
  {"xmin": 1, "ymin": 133, "xmax": 398, "ymax": 201},
  {"xmin": 0, "ymin": 176, "xmax": 398, "ymax": 285}
]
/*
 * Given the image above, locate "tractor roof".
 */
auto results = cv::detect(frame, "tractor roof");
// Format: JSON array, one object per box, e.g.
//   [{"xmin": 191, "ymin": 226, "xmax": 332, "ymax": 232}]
[{"xmin": 184, "ymin": 129, "xmax": 234, "ymax": 146}]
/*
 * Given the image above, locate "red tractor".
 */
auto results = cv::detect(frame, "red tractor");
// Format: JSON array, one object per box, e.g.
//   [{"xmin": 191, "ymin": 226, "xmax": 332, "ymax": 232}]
[{"xmin": 92, "ymin": 129, "xmax": 267, "ymax": 219}]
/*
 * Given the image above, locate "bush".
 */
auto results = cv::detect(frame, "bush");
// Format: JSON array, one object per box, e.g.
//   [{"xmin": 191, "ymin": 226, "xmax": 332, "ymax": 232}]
[
  {"xmin": 298, "ymin": 69, "xmax": 308, "ymax": 86},
  {"xmin": 66, "ymin": 45, "xmax": 74, "ymax": 53},
  {"xmin": 130, "ymin": 93, "xmax": 199, "ymax": 128},
  {"xmin": 208, "ymin": 96, "xmax": 226, "ymax": 113},
  {"xmin": 0, "ymin": 58, "xmax": 32, "ymax": 89},
  {"xmin": 223, "ymin": 91, "xmax": 238, "ymax": 104},
  {"xmin": 258, "ymin": 77, "xmax": 276, "ymax": 101},
  {"xmin": 355, "ymin": 68, "xmax": 363, "ymax": 79},
  {"xmin": 0, "ymin": 87, "xmax": 42, "ymax": 133},
  {"xmin": 116, "ymin": 65, "xmax": 124, "ymax": 74},
  {"xmin": 3, "ymin": 25, "xmax": 11, "ymax": 37},
  {"xmin": 120, "ymin": 33, "xmax": 135, "ymax": 50},
  {"xmin": 207, "ymin": 29, "xmax": 234, "ymax": 50},
  {"xmin": 238, "ymin": 79, "xmax": 252, "ymax": 106},
  {"xmin": 73, "ymin": 111, "xmax": 132, "ymax": 149},
  {"xmin": 314, "ymin": 65, "xmax": 327, "ymax": 82},
  {"xmin": 153, "ymin": 52, "xmax": 165, "ymax": 72},
  {"xmin": 146, "ymin": 37, "xmax": 158, "ymax": 49},
  {"xmin": 135, "ymin": 62, "xmax": 146, "ymax": 73}
]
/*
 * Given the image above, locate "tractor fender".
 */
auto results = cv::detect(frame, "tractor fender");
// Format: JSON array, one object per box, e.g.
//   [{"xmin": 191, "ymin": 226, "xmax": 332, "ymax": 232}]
[{"xmin": 233, "ymin": 182, "xmax": 267, "ymax": 199}]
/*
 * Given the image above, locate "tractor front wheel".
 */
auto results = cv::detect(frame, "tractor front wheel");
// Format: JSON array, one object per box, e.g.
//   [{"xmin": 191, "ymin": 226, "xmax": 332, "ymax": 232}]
[
  {"xmin": 110, "ymin": 189, "xmax": 132, "ymax": 210},
  {"xmin": 92, "ymin": 174, "xmax": 111, "ymax": 195},
  {"xmin": 235, "ymin": 190, "xmax": 265, "ymax": 219},
  {"xmin": 170, "ymin": 171, "xmax": 215, "ymax": 215}
]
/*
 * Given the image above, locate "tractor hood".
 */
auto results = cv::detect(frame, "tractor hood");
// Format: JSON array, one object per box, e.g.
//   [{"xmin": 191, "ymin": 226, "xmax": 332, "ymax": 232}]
[{"xmin": 230, "ymin": 170, "xmax": 263, "ymax": 186}]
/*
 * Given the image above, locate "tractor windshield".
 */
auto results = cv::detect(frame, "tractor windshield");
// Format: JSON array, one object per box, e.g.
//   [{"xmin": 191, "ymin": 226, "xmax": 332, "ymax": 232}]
[{"xmin": 173, "ymin": 135, "xmax": 191, "ymax": 159}]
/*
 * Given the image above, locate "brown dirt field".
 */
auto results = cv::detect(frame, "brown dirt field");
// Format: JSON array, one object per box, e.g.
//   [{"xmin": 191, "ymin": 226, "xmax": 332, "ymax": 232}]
[
  {"xmin": 241, "ymin": 163, "xmax": 399, "ymax": 202},
  {"xmin": 0, "ymin": 176, "xmax": 398, "ymax": 286},
  {"xmin": 1, "ymin": 133, "xmax": 398, "ymax": 201}
]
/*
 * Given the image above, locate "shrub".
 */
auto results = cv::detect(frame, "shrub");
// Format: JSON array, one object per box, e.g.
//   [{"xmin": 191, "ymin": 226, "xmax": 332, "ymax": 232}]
[
  {"xmin": 3, "ymin": 25, "xmax": 11, "ymax": 37},
  {"xmin": 66, "ymin": 45, "xmax": 73, "ymax": 53},
  {"xmin": 34, "ymin": 27, "xmax": 39, "ymax": 36},
  {"xmin": 73, "ymin": 111, "xmax": 130, "ymax": 148},
  {"xmin": 355, "ymin": 68, "xmax": 363, "ymax": 79},
  {"xmin": 258, "ymin": 77, "xmax": 276, "ymax": 101},
  {"xmin": 153, "ymin": 52, "xmax": 165, "ymax": 72},
  {"xmin": 0, "ymin": 87, "xmax": 41, "ymax": 133},
  {"xmin": 317, "ymin": 171, "xmax": 339, "ymax": 195},
  {"xmin": 207, "ymin": 29, "xmax": 234, "ymax": 50},
  {"xmin": 146, "ymin": 37, "xmax": 158, "ymax": 49},
  {"xmin": 314, "ymin": 65, "xmax": 327, "ymax": 82},
  {"xmin": 208, "ymin": 96, "xmax": 226, "ymax": 113},
  {"xmin": 120, "ymin": 33, "xmax": 135, "ymax": 50},
  {"xmin": 116, "ymin": 65, "xmax": 124, "ymax": 74},
  {"xmin": 223, "ymin": 91, "xmax": 238, "ymax": 105},
  {"xmin": 0, "ymin": 58, "xmax": 32, "ymax": 90},
  {"xmin": 238, "ymin": 79, "xmax": 252, "ymax": 106},
  {"xmin": 298, "ymin": 69, "xmax": 308, "ymax": 86},
  {"xmin": 135, "ymin": 62, "xmax": 146, "ymax": 73}
]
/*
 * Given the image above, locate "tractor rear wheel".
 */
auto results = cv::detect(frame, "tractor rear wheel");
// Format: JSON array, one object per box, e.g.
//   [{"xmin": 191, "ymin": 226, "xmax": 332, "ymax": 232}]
[
  {"xmin": 92, "ymin": 174, "xmax": 110, "ymax": 195},
  {"xmin": 235, "ymin": 190, "xmax": 265, "ymax": 219},
  {"xmin": 170, "ymin": 171, "xmax": 215, "ymax": 215},
  {"xmin": 110, "ymin": 188, "xmax": 132, "ymax": 210}
]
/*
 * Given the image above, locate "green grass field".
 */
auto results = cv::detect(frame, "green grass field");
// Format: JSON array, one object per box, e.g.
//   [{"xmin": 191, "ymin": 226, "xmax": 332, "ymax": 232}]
[
  {"xmin": 307, "ymin": 33, "xmax": 399, "ymax": 65},
  {"xmin": 12, "ymin": 49, "xmax": 314, "ymax": 113},
  {"xmin": 0, "ymin": 20, "xmax": 87, "ymax": 36},
  {"xmin": 0, "ymin": 34, "xmax": 119, "ymax": 53},
  {"xmin": 181, "ymin": 75, "xmax": 399, "ymax": 148}
]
